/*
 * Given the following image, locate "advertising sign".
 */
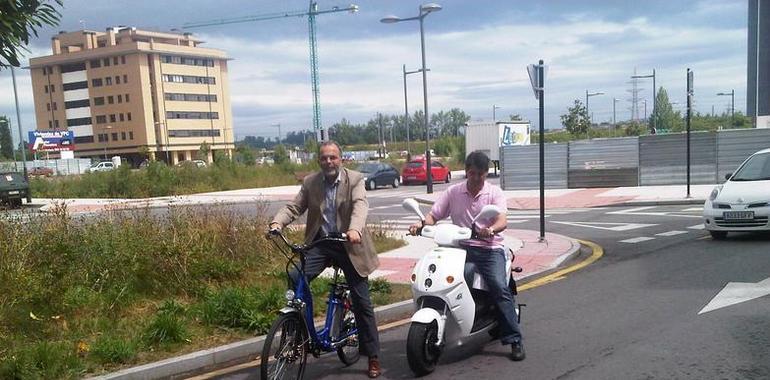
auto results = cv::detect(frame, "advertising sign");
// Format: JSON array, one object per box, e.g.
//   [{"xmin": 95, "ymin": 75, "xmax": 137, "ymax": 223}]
[
  {"xmin": 500, "ymin": 122, "xmax": 530, "ymax": 146},
  {"xmin": 28, "ymin": 130, "xmax": 76, "ymax": 152}
]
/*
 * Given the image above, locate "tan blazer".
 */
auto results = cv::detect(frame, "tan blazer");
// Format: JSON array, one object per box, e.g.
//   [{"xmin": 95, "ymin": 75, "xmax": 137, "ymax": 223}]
[{"xmin": 271, "ymin": 168, "xmax": 379, "ymax": 277}]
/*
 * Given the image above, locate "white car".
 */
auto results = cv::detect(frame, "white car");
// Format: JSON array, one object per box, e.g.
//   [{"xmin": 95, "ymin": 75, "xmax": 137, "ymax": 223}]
[
  {"xmin": 87, "ymin": 161, "xmax": 115, "ymax": 173},
  {"xmin": 703, "ymin": 148, "xmax": 770, "ymax": 239}
]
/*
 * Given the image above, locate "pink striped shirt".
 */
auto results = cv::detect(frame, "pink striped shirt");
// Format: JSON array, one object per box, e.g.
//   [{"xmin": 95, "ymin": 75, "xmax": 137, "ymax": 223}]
[{"xmin": 429, "ymin": 181, "xmax": 506, "ymax": 248}]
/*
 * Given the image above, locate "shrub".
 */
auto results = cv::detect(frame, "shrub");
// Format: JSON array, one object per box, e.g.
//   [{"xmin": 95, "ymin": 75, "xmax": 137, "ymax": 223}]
[{"xmin": 90, "ymin": 336, "xmax": 137, "ymax": 365}]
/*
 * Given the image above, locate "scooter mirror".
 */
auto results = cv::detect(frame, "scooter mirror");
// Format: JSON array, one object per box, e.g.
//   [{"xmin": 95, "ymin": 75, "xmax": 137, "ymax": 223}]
[
  {"xmin": 472, "ymin": 204, "xmax": 501, "ymax": 223},
  {"xmin": 402, "ymin": 198, "xmax": 425, "ymax": 220}
]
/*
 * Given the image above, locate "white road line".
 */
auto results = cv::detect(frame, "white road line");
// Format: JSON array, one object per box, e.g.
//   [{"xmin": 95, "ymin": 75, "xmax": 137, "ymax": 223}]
[
  {"xmin": 688, "ymin": 224, "xmax": 706, "ymax": 230},
  {"xmin": 619, "ymin": 237, "xmax": 656, "ymax": 243},
  {"xmin": 550, "ymin": 221, "xmax": 657, "ymax": 231},
  {"xmin": 682, "ymin": 207, "xmax": 703, "ymax": 212},
  {"xmin": 655, "ymin": 230, "xmax": 689, "ymax": 237}
]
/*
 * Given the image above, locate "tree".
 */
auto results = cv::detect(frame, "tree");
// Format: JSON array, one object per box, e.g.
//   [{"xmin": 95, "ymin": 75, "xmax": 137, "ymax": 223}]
[
  {"xmin": 273, "ymin": 144, "xmax": 289, "ymax": 165},
  {"xmin": 197, "ymin": 141, "xmax": 211, "ymax": 161},
  {"xmin": 1, "ymin": 0, "xmax": 63, "ymax": 68},
  {"xmin": 560, "ymin": 99, "xmax": 590, "ymax": 137},
  {"xmin": 649, "ymin": 87, "xmax": 683, "ymax": 132},
  {"xmin": 0, "ymin": 116, "xmax": 13, "ymax": 159}
]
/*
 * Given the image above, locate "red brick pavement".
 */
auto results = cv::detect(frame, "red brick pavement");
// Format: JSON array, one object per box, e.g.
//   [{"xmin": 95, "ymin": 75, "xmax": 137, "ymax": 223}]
[{"xmin": 507, "ymin": 188, "xmax": 636, "ymax": 209}]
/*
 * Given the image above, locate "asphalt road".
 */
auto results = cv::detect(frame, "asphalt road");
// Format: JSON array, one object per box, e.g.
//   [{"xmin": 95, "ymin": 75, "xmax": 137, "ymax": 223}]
[{"xmin": 199, "ymin": 180, "xmax": 770, "ymax": 379}]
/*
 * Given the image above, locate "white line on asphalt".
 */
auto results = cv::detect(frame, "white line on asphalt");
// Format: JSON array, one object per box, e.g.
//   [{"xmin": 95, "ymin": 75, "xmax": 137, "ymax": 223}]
[
  {"xmin": 655, "ymin": 230, "xmax": 689, "ymax": 236},
  {"xmin": 682, "ymin": 207, "xmax": 703, "ymax": 212},
  {"xmin": 619, "ymin": 237, "xmax": 656, "ymax": 243},
  {"xmin": 551, "ymin": 221, "xmax": 657, "ymax": 231},
  {"xmin": 688, "ymin": 224, "xmax": 706, "ymax": 230}
]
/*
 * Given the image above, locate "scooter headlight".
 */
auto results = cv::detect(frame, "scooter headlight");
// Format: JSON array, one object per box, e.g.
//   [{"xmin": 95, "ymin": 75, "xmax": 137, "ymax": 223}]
[
  {"xmin": 428, "ymin": 264, "xmax": 436, "ymax": 273},
  {"xmin": 424, "ymin": 278, "xmax": 432, "ymax": 288},
  {"xmin": 285, "ymin": 289, "xmax": 295, "ymax": 301}
]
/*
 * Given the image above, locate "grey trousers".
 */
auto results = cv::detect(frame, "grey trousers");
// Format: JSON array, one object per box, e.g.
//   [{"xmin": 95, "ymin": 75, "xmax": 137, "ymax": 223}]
[{"xmin": 289, "ymin": 241, "xmax": 380, "ymax": 357}]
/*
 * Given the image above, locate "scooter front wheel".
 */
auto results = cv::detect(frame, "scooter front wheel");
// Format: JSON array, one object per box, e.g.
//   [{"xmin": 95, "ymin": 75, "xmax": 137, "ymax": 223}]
[{"xmin": 406, "ymin": 321, "xmax": 441, "ymax": 376}]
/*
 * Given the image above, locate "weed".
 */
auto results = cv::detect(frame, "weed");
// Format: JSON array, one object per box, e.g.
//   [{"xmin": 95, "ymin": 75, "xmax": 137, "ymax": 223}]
[{"xmin": 90, "ymin": 335, "xmax": 137, "ymax": 365}]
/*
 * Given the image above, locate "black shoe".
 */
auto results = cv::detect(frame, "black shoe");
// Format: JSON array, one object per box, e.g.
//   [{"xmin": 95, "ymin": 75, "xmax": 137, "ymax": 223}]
[{"xmin": 511, "ymin": 342, "xmax": 526, "ymax": 361}]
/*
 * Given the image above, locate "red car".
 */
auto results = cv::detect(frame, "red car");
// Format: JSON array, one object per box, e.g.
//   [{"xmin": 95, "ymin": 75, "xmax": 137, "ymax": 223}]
[{"xmin": 401, "ymin": 159, "xmax": 451, "ymax": 185}]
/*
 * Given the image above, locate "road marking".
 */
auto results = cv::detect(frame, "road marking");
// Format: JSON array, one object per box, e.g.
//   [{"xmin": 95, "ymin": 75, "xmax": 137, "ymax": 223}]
[
  {"xmin": 699, "ymin": 277, "xmax": 770, "ymax": 314},
  {"xmin": 688, "ymin": 224, "xmax": 706, "ymax": 230},
  {"xmin": 519, "ymin": 239, "xmax": 603, "ymax": 291},
  {"xmin": 608, "ymin": 206, "xmax": 702, "ymax": 219},
  {"xmin": 655, "ymin": 230, "xmax": 689, "ymax": 237},
  {"xmin": 551, "ymin": 221, "xmax": 657, "ymax": 231},
  {"xmin": 370, "ymin": 205, "xmax": 398, "ymax": 210},
  {"xmin": 682, "ymin": 207, "xmax": 703, "ymax": 212},
  {"xmin": 619, "ymin": 237, "xmax": 655, "ymax": 243}
]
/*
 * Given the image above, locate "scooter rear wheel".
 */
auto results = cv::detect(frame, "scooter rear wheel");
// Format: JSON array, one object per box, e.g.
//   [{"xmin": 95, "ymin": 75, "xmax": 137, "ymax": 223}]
[{"xmin": 406, "ymin": 321, "xmax": 441, "ymax": 376}]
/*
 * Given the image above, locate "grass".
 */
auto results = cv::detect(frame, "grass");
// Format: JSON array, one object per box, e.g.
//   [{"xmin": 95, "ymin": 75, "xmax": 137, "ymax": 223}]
[{"xmin": 0, "ymin": 204, "xmax": 408, "ymax": 379}]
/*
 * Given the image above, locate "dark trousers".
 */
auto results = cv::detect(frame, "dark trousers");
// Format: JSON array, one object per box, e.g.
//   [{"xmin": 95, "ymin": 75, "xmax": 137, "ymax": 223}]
[
  {"xmin": 466, "ymin": 246, "xmax": 524, "ymax": 345},
  {"xmin": 289, "ymin": 241, "xmax": 380, "ymax": 357}
]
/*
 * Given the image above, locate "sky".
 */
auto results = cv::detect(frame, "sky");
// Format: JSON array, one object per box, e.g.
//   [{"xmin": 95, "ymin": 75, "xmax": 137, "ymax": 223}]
[{"xmin": 0, "ymin": 0, "xmax": 749, "ymax": 143}]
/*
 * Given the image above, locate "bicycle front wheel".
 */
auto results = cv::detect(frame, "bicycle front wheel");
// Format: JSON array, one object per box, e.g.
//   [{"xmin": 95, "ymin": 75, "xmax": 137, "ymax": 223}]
[{"xmin": 260, "ymin": 313, "xmax": 308, "ymax": 380}]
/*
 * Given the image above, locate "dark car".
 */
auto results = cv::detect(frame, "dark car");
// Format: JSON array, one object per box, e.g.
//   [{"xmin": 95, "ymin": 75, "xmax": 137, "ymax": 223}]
[
  {"xmin": 0, "ymin": 172, "xmax": 29, "ymax": 208},
  {"xmin": 357, "ymin": 162, "xmax": 400, "ymax": 190},
  {"xmin": 401, "ymin": 159, "xmax": 451, "ymax": 185}
]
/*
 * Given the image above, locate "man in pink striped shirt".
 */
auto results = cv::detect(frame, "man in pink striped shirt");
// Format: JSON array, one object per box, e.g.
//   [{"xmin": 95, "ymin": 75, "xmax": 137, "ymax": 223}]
[{"xmin": 408, "ymin": 151, "xmax": 525, "ymax": 361}]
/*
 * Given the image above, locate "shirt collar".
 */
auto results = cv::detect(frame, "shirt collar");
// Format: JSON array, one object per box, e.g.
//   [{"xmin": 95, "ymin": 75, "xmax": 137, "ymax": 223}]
[
  {"xmin": 324, "ymin": 170, "xmax": 341, "ymax": 186},
  {"xmin": 463, "ymin": 180, "xmax": 490, "ymax": 196}
]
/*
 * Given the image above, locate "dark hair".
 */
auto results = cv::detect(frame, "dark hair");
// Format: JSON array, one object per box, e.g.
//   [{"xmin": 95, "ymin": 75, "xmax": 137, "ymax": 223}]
[
  {"xmin": 465, "ymin": 151, "xmax": 490, "ymax": 171},
  {"xmin": 318, "ymin": 140, "xmax": 343, "ymax": 157}
]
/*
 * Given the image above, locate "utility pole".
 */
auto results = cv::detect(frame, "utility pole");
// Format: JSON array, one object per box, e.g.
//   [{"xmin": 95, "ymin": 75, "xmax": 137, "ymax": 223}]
[
  {"xmin": 271, "ymin": 123, "xmax": 282, "ymax": 143},
  {"xmin": 686, "ymin": 69, "xmax": 694, "ymax": 198}
]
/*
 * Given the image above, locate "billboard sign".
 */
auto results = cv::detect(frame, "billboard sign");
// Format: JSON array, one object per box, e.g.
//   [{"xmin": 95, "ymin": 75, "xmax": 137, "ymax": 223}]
[
  {"xmin": 500, "ymin": 122, "xmax": 530, "ymax": 146},
  {"xmin": 28, "ymin": 130, "xmax": 75, "ymax": 152}
]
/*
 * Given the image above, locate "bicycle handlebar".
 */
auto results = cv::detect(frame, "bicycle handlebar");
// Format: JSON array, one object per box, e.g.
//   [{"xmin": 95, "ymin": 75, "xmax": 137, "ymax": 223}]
[{"xmin": 268, "ymin": 229, "xmax": 348, "ymax": 253}]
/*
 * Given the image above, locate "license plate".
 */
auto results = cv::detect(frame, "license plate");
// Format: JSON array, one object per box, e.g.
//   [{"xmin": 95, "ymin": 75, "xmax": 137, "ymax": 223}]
[
  {"xmin": 8, "ymin": 191, "xmax": 19, "ymax": 195},
  {"xmin": 408, "ymin": 176, "xmax": 416, "ymax": 180},
  {"xmin": 724, "ymin": 211, "xmax": 754, "ymax": 220}
]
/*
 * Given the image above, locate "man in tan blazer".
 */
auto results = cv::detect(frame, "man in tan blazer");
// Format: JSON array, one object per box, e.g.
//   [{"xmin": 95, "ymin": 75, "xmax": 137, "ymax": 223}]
[{"xmin": 270, "ymin": 140, "xmax": 382, "ymax": 378}]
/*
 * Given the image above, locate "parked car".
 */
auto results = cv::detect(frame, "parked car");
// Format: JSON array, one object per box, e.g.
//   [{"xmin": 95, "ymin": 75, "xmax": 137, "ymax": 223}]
[
  {"xmin": 401, "ymin": 159, "xmax": 451, "ymax": 185},
  {"xmin": 177, "ymin": 159, "xmax": 207, "ymax": 168},
  {"xmin": 703, "ymin": 148, "xmax": 770, "ymax": 239},
  {"xmin": 87, "ymin": 161, "xmax": 115, "ymax": 173},
  {"xmin": 0, "ymin": 172, "xmax": 29, "ymax": 208},
  {"xmin": 357, "ymin": 162, "xmax": 400, "ymax": 190},
  {"xmin": 29, "ymin": 166, "xmax": 54, "ymax": 177}
]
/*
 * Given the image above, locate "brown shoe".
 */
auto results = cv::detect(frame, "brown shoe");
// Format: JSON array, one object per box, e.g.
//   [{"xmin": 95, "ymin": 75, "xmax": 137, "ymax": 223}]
[{"xmin": 368, "ymin": 356, "xmax": 381, "ymax": 378}]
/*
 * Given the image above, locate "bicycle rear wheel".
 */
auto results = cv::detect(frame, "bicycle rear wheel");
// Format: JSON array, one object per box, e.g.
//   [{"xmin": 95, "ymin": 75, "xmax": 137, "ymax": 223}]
[
  {"xmin": 260, "ymin": 313, "xmax": 307, "ymax": 380},
  {"xmin": 336, "ymin": 293, "xmax": 360, "ymax": 366}
]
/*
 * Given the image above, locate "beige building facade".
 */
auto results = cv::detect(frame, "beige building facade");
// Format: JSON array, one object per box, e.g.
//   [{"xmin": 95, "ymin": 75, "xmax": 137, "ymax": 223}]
[{"xmin": 28, "ymin": 27, "xmax": 235, "ymax": 165}]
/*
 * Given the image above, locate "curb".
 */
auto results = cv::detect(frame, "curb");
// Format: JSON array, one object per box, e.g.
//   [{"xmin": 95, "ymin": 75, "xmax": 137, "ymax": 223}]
[{"xmin": 91, "ymin": 301, "xmax": 415, "ymax": 380}]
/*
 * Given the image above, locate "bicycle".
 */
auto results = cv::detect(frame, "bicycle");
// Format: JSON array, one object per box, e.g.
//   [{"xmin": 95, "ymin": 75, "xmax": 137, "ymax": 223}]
[{"xmin": 260, "ymin": 230, "xmax": 360, "ymax": 380}]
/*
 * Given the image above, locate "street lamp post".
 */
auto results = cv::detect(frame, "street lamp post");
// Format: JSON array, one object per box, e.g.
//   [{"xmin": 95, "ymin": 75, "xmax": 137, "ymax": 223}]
[
  {"xmin": 102, "ymin": 125, "xmax": 112, "ymax": 160},
  {"xmin": 613, "ymin": 98, "xmax": 619, "ymax": 137},
  {"xmin": 585, "ymin": 90, "xmax": 604, "ymax": 135},
  {"xmin": 382, "ymin": 2, "xmax": 442, "ymax": 194},
  {"xmin": 11, "ymin": 66, "xmax": 31, "ymax": 202},
  {"xmin": 716, "ymin": 90, "xmax": 735, "ymax": 127},
  {"xmin": 631, "ymin": 69, "xmax": 656, "ymax": 133},
  {"xmin": 493, "ymin": 105, "xmax": 501, "ymax": 122},
  {"xmin": 271, "ymin": 123, "xmax": 282, "ymax": 144},
  {"xmin": 403, "ymin": 65, "xmax": 426, "ymax": 157}
]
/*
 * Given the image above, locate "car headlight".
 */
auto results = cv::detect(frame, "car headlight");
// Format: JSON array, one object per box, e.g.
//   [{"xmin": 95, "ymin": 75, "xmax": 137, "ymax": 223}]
[{"xmin": 709, "ymin": 186, "xmax": 722, "ymax": 202}]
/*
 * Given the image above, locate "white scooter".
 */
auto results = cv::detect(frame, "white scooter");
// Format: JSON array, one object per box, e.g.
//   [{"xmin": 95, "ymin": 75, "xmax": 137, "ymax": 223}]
[{"xmin": 402, "ymin": 198, "xmax": 524, "ymax": 376}]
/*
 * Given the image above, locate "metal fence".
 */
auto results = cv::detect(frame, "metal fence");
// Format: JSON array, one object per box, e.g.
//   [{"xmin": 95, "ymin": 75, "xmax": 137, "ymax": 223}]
[
  {"xmin": 639, "ymin": 132, "xmax": 717, "ymax": 185},
  {"xmin": 500, "ymin": 143, "xmax": 568, "ymax": 189},
  {"xmin": 0, "ymin": 158, "xmax": 93, "ymax": 176},
  {"xmin": 499, "ymin": 128, "xmax": 770, "ymax": 190},
  {"xmin": 568, "ymin": 137, "xmax": 639, "ymax": 188}
]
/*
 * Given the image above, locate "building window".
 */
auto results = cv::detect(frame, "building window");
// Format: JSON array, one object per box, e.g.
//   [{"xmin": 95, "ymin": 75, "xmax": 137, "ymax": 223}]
[
  {"xmin": 64, "ymin": 99, "xmax": 90, "ymax": 109},
  {"xmin": 50, "ymin": 84, "xmax": 55, "ymax": 92},
  {"xmin": 42, "ymin": 67, "xmax": 48, "ymax": 76},
  {"xmin": 117, "ymin": 95, "xmax": 122, "ymax": 103},
  {"xmin": 44, "ymin": 85, "xmax": 49, "ymax": 94},
  {"xmin": 52, "ymin": 102, "xmax": 57, "ymax": 110},
  {"xmin": 89, "ymin": 59, "xmax": 101, "ymax": 68},
  {"xmin": 113, "ymin": 57, "xmax": 119, "ymax": 65},
  {"xmin": 97, "ymin": 133, "xmax": 106, "ymax": 142},
  {"xmin": 48, "ymin": 121, "xmax": 52, "ymax": 128},
  {"xmin": 129, "ymin": 131, "xmax": 134, "ymax": 140},
  {"xmin": 168, "ymin": 129, "xmax": 221, "ymax": 137},
  {"xmin": 125, "ymin": 94, "xmax": 130, "ymax": 102},
  {"xmin": 108, "ymin": 96, "xmax": 114, "ymax": 104},
  {"xmin": 47, "ymin": 67, "xmax": 53, "ymax": 74},
  {"xmin": 111, "ymin": 132, "xmax": 118, "ymax": 141},
  {"xmin": 46, "ymin": 103, "xmax": 50, "ymax": 111},
  {"xmin": 54, "ymin": 120, "xmax": 59, "ymax": 128},
  {"xmin": 109, "ymin": 114, "xmax": 116, "ymax": 123},
  {"xmin": 161, "ymin": 74, "xmax": 215, "ymax": 84},
  {"xmin": 105, "ymin": 77, "xmax": 112, "ymax": 86},
  {"xmin": 161, "ymin": 55, "xmax": 215, "ymax": 67},
  {"xmin": 121, "ymin": 132, "xmax": 126, "ymax": 140},
  {"xmin": 127, "ymin": 112, "xmax": 132, "ymax": 121},
  {"xmin": 164, "ymin": 93, "xmax": 217, "ymax": 102},
  {"xmin": 60, "ymin": 62, "xmax": 86, "ymax": 73},
  {"xmin": 92, "ymin": 78, "xmax": 103, "ymax": 87},
  {"xmin": 94, "ymin": 97, "xmax": 105, "ymax": 105},
  {"xmin": 103, "ymin": 58, "xmax": 110, "ymax": 67},
  {"xmin": 75, "ymin": 136, "xmax": 94, "ymax": 144},
  {"xmin": 121, "ymin": 56, "xmax": 126, "ymax": 64},
  {"xmin": 119, "ymin": 113, "xmax": 125, "ymax": 122},
  {"xmin": 166, "ymin": 111, "xmax": 219, "ymax": 119},
  {"xmin": 63, "ymin": 81, "xmax": 88, "ymax": 91},
  {"xmin": 96, "ymin": 115, "xmax": 107, "ymax": 124},
  {"xmin": 66, "ymin": 117, "xmax": 92, "ymax": 127},
  {"xmin": 123, "ymin": 74, "xmax": 128, "ymax": 83},
  {"xmin": 115, "ymin": 75, "xmax": 121, "ymax": 85}
]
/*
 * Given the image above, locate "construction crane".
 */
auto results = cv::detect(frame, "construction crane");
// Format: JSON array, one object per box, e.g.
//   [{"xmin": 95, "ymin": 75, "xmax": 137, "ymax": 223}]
[{"xmin": 183, "ymin": 1, "xmax": 359, "ymax": 141}]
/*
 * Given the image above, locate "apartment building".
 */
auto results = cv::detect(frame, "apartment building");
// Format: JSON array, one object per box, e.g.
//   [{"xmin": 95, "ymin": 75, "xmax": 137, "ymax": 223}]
[{"xmin": 28, "ymin": 27, "xmax": 235, "ymax": 165}]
